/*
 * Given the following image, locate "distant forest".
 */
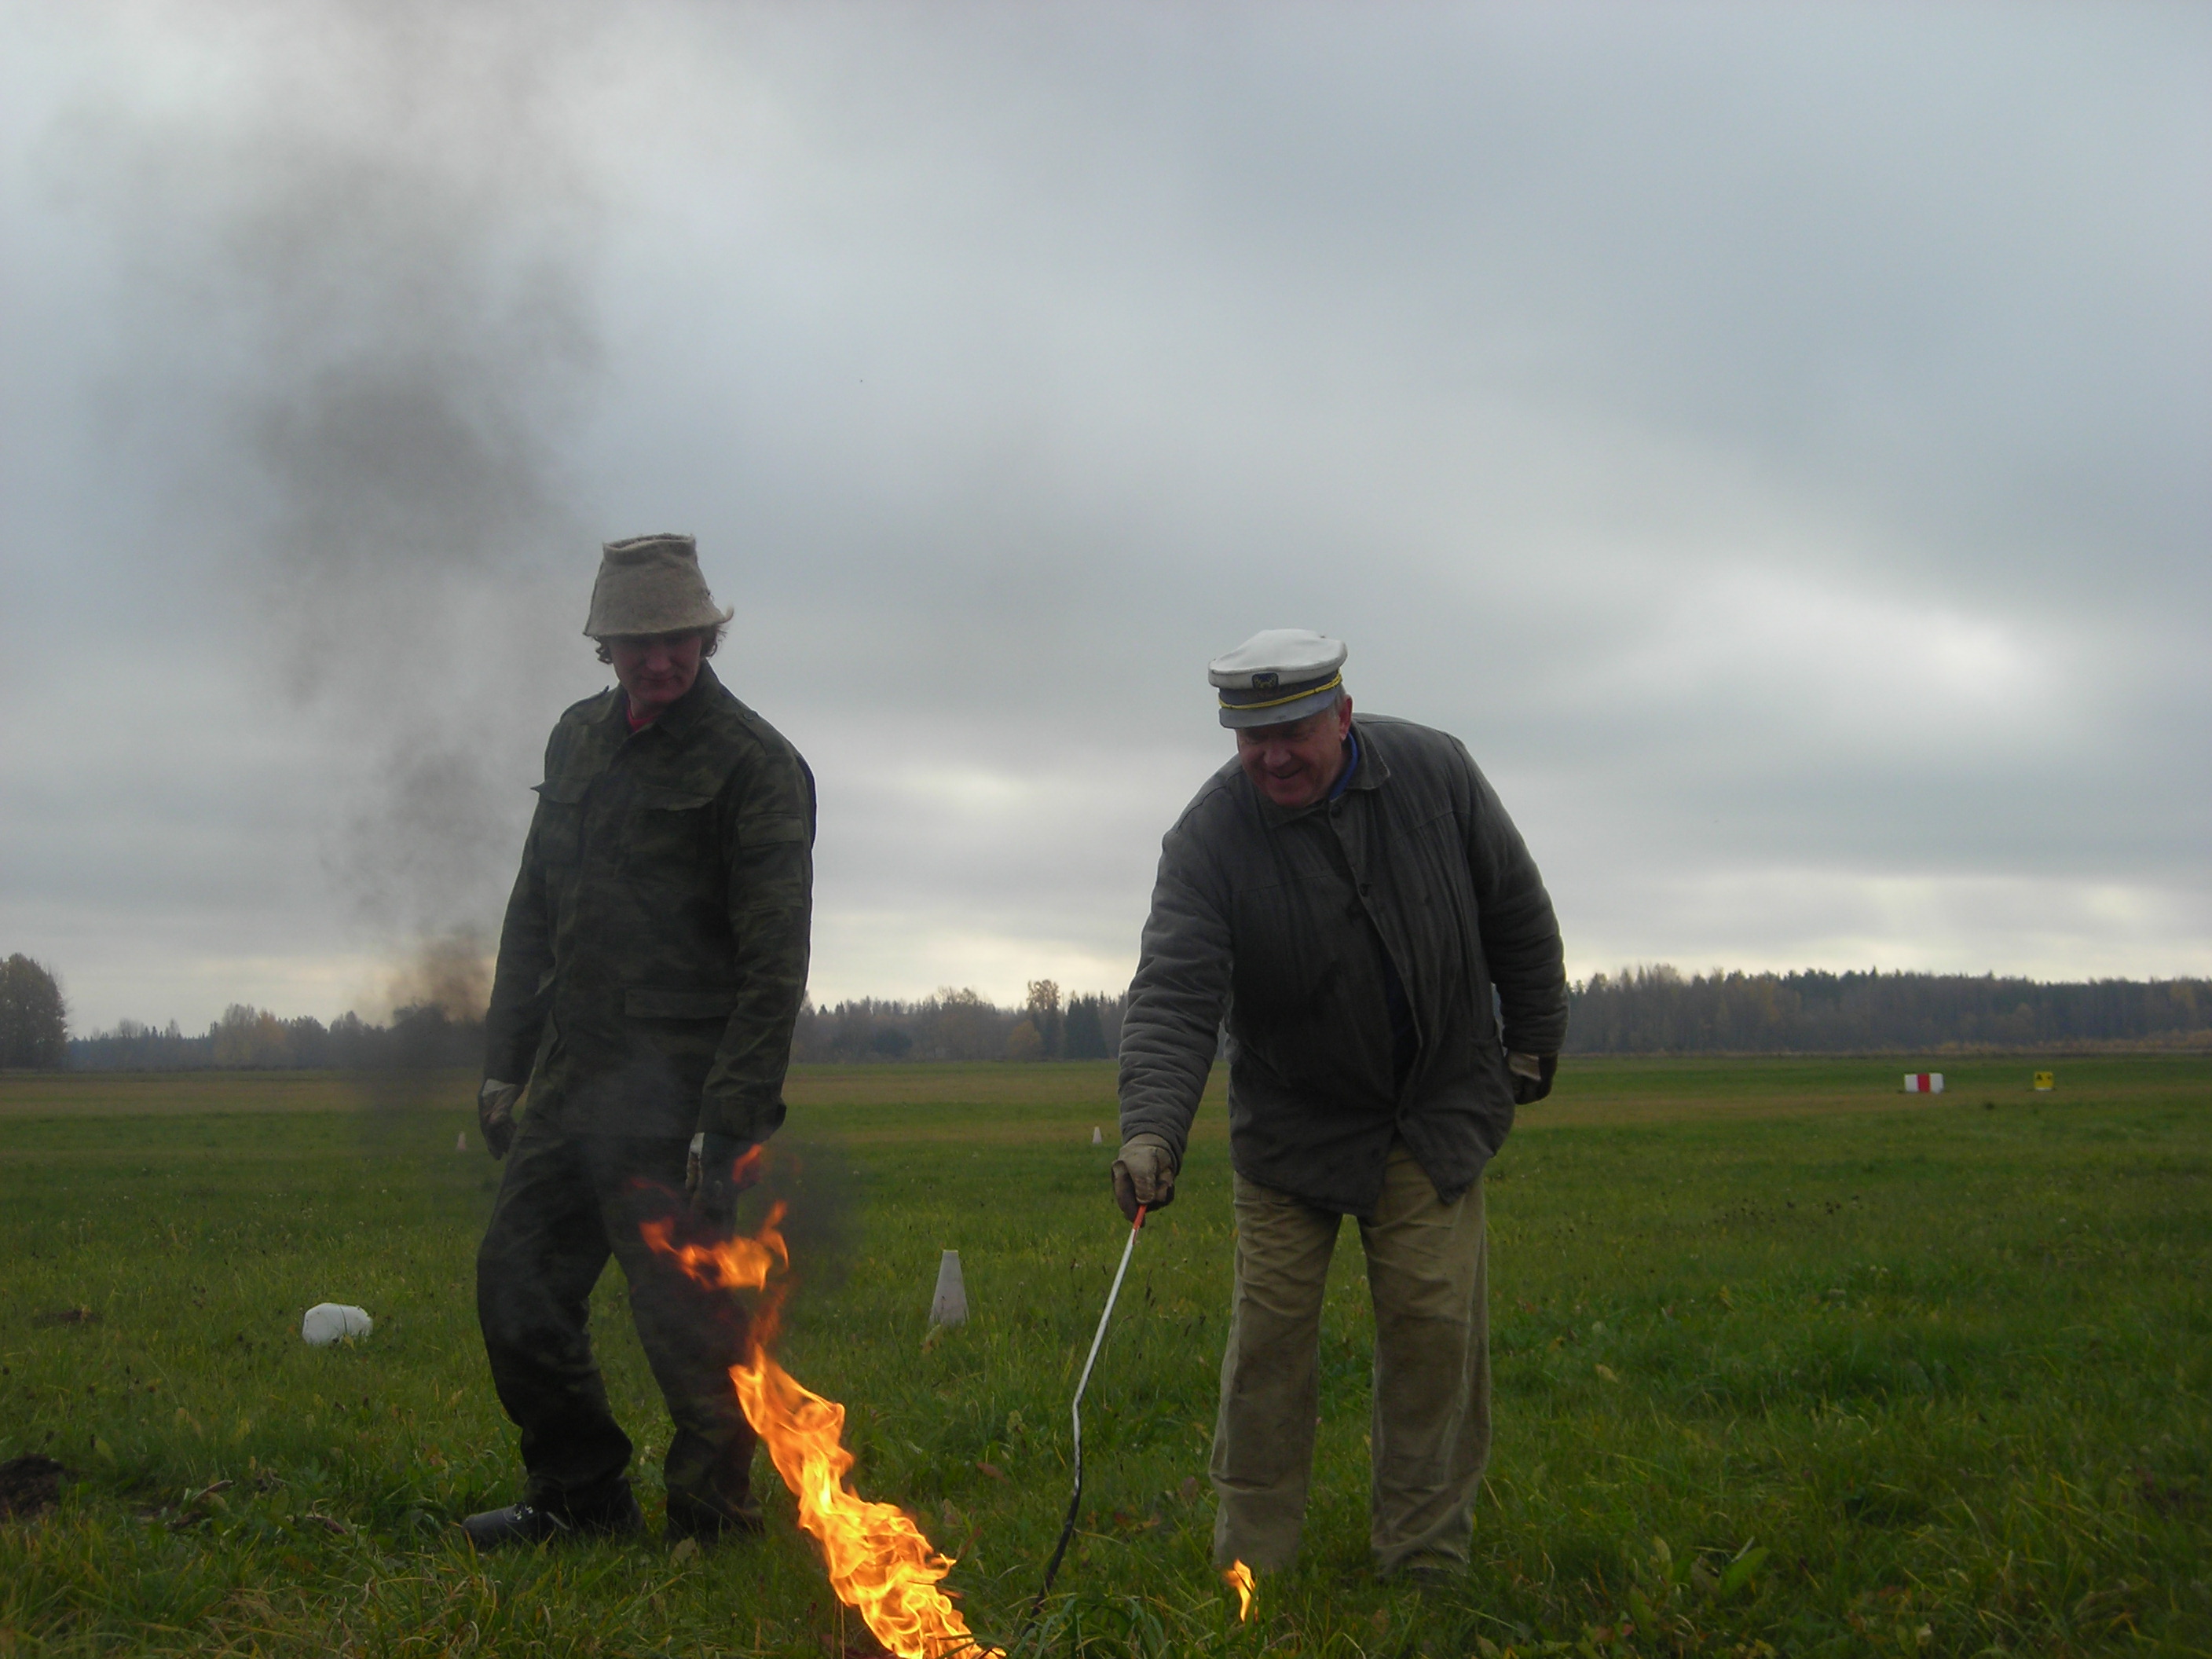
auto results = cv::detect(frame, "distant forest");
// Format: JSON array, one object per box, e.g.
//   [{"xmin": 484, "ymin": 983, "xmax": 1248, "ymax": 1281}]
[
  {"xmin": 62, "ymin": 982, "xmax": 1125, "ymax": 1071},
  {"xmin": 1562, "ymin": 967, "xmax": 2210, "ymax": 1054},
  {"xmin": 793, "ymin": 983, "xmax": 1126, "ymax": 1064},
  {"xmin": 67, "ymin": 1003, "xmax": 485, "ymax": 1072},
  {"xmin": 51, "ymin": 969, "xmax": 2210, "ymax": 1072}
]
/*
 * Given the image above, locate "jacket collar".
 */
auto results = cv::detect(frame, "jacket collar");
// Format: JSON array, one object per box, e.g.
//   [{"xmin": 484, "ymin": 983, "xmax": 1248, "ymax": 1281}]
[{"xmin": 610, "ymin": 661, "xmax": 724, "ymax": 743}]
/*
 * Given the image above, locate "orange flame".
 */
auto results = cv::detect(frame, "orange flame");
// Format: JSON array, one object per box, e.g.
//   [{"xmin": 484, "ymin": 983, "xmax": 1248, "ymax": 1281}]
[
  {"xmin": 1224, "ymin": 1558, "xmax": 1255, "ymax": 1621},
  {"xmin": 643, "ymin": 1205, "xmax": 1002, "ymax": 1659}
]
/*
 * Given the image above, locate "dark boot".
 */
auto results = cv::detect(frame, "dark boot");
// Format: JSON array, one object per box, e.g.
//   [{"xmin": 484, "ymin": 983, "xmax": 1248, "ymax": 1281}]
[
  {"xmin": 1386, "ymin": 1553, "xmax": 1468, "ymax": 1589},
  {"xmin": 665, "ymin": 1488, "xmax": 766, "ymax": 1545},
  {"xmin": 462, "ymin": 1484, "xmax": 643, "ymax": 1551}
]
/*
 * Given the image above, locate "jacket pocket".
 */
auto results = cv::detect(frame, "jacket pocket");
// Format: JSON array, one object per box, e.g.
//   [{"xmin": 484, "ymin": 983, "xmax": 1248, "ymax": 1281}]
[
  {"xmin": 635, "ymin": 788, "xmax": 719, "ymax": 811},
  {"xmin": 625, "ymin": 987, "xmax": 740, "ymax": 1020},
  {"xmin": 624, "ymin": 788, "xmax": 718, "ymax": 882},
  {"xmin": 532, "ymin": 778, "xmax": 591, "ymax": 866}
]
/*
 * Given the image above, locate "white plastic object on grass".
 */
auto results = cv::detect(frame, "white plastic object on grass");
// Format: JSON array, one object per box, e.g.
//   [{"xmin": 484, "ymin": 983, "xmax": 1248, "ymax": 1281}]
[
  {"xmin": 928, "ymin": 1251, "xmax": 969, "ymax": 1327},
  {"xmin": 302, "ymin": 1303, "xmax": 373, "ymax": 1346},
  {"xmin": 1091, "ymin": 1126, "xmax": 1102, "ymax": 1145}
]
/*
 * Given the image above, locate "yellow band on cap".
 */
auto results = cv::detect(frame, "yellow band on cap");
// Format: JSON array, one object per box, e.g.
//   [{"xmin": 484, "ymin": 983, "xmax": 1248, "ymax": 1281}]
[{"xmin": 1218, "ymin": 672, "xmax": 1342, "ymax": 712}]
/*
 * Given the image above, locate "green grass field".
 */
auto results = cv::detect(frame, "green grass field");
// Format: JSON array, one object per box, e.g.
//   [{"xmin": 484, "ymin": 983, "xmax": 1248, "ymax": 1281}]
[{"xmin": 2, "ymin": 1057, "xmax": 2207, "ymax": 1657}]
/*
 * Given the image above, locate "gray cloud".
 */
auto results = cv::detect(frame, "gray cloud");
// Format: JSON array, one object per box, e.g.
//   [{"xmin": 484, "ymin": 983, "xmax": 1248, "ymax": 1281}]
[
  {"xmin": 2, "ymin": 1, "xmax": 2206, "ymax": 1030},
  {"xmin": 14, "ymin": 2, "xmax": 616, "ymax": 995}
]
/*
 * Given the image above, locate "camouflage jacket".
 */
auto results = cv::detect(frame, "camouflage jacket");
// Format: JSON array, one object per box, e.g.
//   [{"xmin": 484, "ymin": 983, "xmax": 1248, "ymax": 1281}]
[
  {"xmin": 484, "ymin": 663, "xmax": 815, "ymax": 1142},
  {"xmin": 1118, "ymin": 715, "xmax": 1566, "ymax": 1213}
]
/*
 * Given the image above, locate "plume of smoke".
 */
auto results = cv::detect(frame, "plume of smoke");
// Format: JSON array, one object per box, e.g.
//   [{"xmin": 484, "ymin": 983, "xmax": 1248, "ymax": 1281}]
[
  {"xmin": 383, "ymin": 925, "xmax": 493, "ymax": 1027},
  {"xmin": 58, "ymin": 3, "xmax": 616, "ymax": 1019}
]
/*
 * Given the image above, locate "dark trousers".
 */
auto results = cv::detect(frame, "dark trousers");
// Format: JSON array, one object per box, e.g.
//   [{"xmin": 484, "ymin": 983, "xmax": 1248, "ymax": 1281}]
[{"xmin": 475, "ymin": 1117, "xmax": 758, "ymax": 1520}]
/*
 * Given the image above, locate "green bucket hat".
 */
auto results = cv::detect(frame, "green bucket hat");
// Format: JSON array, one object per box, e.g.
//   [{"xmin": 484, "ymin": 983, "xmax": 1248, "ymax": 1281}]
[{"xmin": 582, "ymin": 533, "xmax": 735, "ymax": 639}]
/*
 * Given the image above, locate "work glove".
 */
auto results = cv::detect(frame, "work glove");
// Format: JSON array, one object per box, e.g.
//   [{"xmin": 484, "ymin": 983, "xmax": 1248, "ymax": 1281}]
[
  {"xmin": 1507, "ymin": 1051, "xmax": 1557, "ymax": 1106},
  {"xmin": 687, "ymin": 1131, "xmax": 760, "ymax": 1227},
  {"xmin": 478, "ymin": 1079, "xmax": 522, "ymax": 1160},
  {"xmin": 1111, "ymin": 1133, "xmax": 1177, "ymax": 1222}
]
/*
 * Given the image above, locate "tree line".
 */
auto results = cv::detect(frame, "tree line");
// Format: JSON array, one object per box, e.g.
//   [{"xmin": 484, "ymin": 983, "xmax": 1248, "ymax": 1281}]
[
  {"xmin": 29, "ymin": 959, "xmax": 2210, "ymax": 1074},
  {"xmin": 57, "ymin": 980, "xmax": 1130, "ymax": 1071},
  {"xmin": 1564, "ymin": 965, "xmax": 2211, "ymax": 1053},
  {"xmin": 792, "ymin": 981, "xmax": 1127, "ymax": 1064},
  {"xmin": 67, "ymin": 1002, "xmax": 485, "ymax": 1071}
]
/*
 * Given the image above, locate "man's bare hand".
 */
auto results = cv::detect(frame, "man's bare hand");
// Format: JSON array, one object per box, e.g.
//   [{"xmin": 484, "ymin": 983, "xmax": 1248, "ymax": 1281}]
[
  {"xmin": 1111, "ymin": 1133, "xmax": 1177, "ymax": 1221},
  {"xmin": 478, "ymin": 1079, "xmax": 522, "ymax": 1160}
]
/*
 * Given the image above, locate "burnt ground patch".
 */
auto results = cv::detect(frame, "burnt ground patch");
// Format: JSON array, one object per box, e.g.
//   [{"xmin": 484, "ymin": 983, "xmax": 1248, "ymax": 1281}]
[{"xmin": 0, "ymin": 1454, "xmax": 67, "ymax": 1520}]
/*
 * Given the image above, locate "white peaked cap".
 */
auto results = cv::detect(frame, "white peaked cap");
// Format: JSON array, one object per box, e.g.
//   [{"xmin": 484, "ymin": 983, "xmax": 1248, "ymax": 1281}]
[{"xmin": 1207, "ymin": 629, "xmax": 1348, "ymax": 728}]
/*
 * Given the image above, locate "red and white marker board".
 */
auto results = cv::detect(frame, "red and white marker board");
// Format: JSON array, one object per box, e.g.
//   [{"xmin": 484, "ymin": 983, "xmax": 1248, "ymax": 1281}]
[{"xmin": 1903, "ymin": 1072, "xmax": 1944, "ymax": 1093}]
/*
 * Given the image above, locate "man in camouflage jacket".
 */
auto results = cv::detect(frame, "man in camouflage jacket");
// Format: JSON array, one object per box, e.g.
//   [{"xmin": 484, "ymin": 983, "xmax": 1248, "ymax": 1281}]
[{"xmin": 463, "ymin": 534, "xmax": 815, "ymax": 1550}]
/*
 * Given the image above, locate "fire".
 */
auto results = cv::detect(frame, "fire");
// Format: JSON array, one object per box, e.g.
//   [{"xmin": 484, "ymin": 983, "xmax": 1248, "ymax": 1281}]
[
  {"xmin": 1224, "ymin": 1558, "xmax": 1255, "ymax": 1621},
  {"xmin": 642, "ymin": 1203, "xmax": 1002, "ymax": 1659}
]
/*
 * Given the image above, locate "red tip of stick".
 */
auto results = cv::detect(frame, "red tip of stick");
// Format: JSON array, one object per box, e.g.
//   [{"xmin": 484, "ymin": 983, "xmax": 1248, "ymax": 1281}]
[{"xmin": 1133, "ymin": 1204, "xmax": 1148, "ymax": 1230}]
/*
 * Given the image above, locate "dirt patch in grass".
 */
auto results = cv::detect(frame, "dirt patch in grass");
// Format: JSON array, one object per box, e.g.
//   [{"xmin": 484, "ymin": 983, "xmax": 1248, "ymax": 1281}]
[
  {"xmin": 0, "ymin": 1453, "xmax": 67, "ymax": 1519},
  {"xmin": 2138, "ymin": 1468, "xmax": 2204, "ymax": 1517}
]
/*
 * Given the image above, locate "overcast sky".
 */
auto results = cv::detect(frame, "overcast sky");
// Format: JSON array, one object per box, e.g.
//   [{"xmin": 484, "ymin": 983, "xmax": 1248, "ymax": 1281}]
[{"xmin": 2, "ymin": 1, "xmax": 2207, "ymax": 1033}]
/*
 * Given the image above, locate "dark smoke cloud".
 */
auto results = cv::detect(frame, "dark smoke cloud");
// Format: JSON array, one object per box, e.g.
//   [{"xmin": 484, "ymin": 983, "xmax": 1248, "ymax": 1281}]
[{"xmin": 56, "ymin": 2, "xmax": 610, "ymax": 1011}]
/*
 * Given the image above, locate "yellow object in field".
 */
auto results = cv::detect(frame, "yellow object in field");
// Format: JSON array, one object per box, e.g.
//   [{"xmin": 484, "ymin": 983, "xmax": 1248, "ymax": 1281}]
[{"xmin": 2033, "ymin": 1071, "xmax": 2055, "ymax": 1091}]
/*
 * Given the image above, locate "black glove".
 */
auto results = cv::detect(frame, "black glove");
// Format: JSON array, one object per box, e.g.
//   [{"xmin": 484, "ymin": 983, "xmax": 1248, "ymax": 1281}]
[
  {"xmin": 1507, "ymin": 1052, "xmax": 1557, "ymax": 1106},
  {"xmin": 686, "ymin": 1131, "xmax": 760, "ymax": 1226},
  {"xmin": 478, "ymin": 1079, "xmax": 522, "ymax": 1160}
]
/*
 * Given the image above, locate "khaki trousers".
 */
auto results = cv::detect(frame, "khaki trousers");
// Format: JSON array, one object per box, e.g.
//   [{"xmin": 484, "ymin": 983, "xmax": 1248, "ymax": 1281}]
[{"xmin": 1210, "ymin": 1141, "xmax": 1490, "ymax": 1574}]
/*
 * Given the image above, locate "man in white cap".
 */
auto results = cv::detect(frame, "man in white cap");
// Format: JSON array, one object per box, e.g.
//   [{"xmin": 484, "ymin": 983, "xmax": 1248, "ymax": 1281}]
[
  {"xmin": 463, "ymin": 533, "xmax": 815, "ymax": 1549},
  {"xmin": 1114, "ymin": 628, "xmax": 1566, "ymax": 1582}
]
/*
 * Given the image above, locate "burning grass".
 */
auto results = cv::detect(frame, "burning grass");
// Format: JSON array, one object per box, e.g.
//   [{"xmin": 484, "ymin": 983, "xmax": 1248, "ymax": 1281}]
[
  {"xmin": 0, "ymin": 1056, "xmax": 2207, "ymax": 1655},
  {"xmin": 643, "ymin": 1203, "xmax": 1001, "ymax": 1657}
]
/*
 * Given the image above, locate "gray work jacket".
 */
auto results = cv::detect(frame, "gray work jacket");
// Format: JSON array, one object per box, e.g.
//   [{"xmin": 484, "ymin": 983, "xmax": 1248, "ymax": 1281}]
[{"xmin": 1117, "ymin": 715, "xmax": 1566, "ymax": 1214}]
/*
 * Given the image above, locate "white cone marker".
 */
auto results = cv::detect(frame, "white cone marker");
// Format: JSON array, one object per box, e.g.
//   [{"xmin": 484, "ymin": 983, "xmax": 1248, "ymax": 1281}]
[
  {"xmin": 1092, "ymin": 1126, "xmax": 1103, "ymax": 1145},
  {"xmin": 929, "ymin": 1250, "xmax": 969, "ymax": 1326}
]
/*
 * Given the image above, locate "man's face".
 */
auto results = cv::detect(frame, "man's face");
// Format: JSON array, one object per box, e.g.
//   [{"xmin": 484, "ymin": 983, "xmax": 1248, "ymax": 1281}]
[
  {"xmin": 1234, "ymin": 695, "xmax": 1354, "ymax": 809},
  {"xmin": 607, "ymin": 630, "xmax": 707, "ymax": 720}
]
